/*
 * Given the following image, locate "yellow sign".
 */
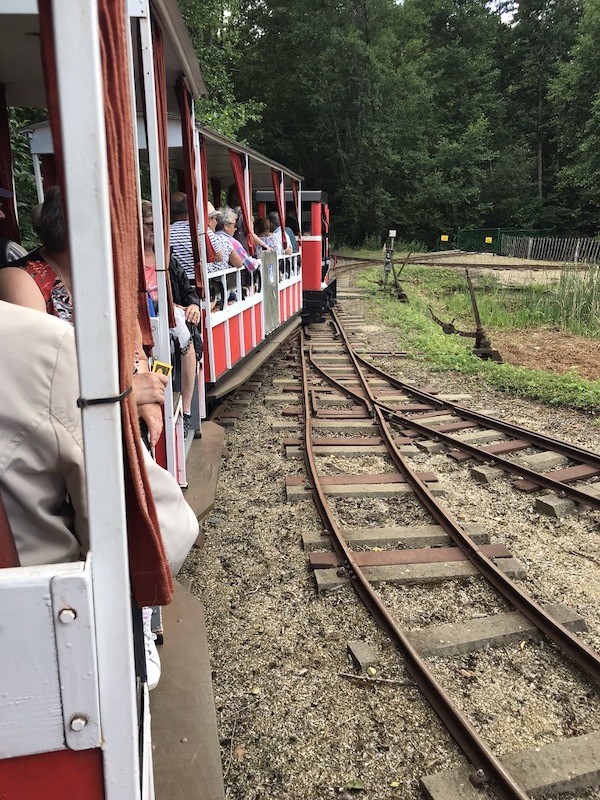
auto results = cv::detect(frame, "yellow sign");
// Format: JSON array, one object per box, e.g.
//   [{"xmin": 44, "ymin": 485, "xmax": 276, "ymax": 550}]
[
  {"xmin": 440, "ymin": 234, "xmax": 449, "ymax": 242},
  {"xmin": 485, "ymin": 236, "xmax": 493, "ymax": 244}
]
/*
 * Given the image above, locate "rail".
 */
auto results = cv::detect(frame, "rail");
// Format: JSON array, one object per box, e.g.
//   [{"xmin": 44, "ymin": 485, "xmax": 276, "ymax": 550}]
[{"xmin": 296, "ymin": 305, "xmax": 600, "ymax": 799}]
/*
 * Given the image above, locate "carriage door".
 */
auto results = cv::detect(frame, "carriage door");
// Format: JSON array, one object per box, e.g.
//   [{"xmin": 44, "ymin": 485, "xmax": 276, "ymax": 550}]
[{"xmin": 262, "ymin": 250, "xmax": 280, "ymax": 336}]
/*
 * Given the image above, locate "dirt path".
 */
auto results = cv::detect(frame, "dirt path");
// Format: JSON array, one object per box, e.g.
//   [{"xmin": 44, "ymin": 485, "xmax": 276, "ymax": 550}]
[{"xmin": 491, "ymin": 328, "xmax": 600, "ymax": 381}]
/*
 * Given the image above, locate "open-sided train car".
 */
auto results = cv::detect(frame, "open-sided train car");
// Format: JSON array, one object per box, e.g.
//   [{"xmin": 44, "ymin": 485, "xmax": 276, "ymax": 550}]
[
  {"xmin": 255, "ymin": 188, "xmax": 336, "ymax": 321},
  {"xmin": 0, "ymin": 2, "xmax": 224, "ymax": 798},
  {"xmin": 23, "ymin": 116, "xmax": 309, "ymax": 436}
]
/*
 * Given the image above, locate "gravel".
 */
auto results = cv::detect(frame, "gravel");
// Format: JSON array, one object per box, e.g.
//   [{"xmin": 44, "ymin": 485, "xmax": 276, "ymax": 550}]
[{"xmin": 180, "ymin": 270, "xmax": 600, "ymax": 800}]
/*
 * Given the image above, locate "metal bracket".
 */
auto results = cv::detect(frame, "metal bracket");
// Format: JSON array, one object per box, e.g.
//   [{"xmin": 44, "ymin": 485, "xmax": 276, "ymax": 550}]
[
  {"xmin": 51, "ymin": 558, "xmax": 101, "ymax": 751},
  {"xmin": 128, "ymin": 0, "xmax": 148, "ymax": 18}
]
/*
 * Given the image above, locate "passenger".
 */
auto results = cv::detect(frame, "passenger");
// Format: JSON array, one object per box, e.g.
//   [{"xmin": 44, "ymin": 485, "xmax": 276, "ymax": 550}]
[
  {"xmin": 209, "ymin": 285, "xmax": 221, "ymax": 312},
  {"xmin": 206, "ymin": 200, "xmax": 243, "ymax": 273},
  {"xmin": 215, "ymin": 207, "xmax": 261, "ymax": 272},
  {"xmin": 226, "ymin": 184, "xmax": 272, "ymax": 252},
  {"xmin": 0, "ymin": 186, "xmax": 73, "ymax": 322},
  {"xmin": 142, "ymin": 200, "xmax": 200, "ymax": 437},
  {"xmin": 268, "ymin": 211, "xmax": 296, "ymax": 254},
  {"xmin": 254, "ymin": 216, "xmax": 280, "ymax": 252},
  {"xmin": 0, "ymin": 299, "xmax": 199, "ymax": 689},
  {"xmin": 285, "ymin": 202, "xmax": 300, "ymax": 237},
  {"xmin": 0, "ymin": 187, "xmax": 164, "ymax": 447},
  {"xmin": 0, "ymin": 186, "xmax": 27, "ymax": 266},
  {"xmin": 170, "ymin": 192, "xmax": 227, "ymax": 280}
]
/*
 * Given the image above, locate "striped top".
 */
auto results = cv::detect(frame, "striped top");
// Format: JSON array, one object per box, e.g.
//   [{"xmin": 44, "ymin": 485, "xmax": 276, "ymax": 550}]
[
  {"xmin": 170, "ymin": 220, "xmax": 196, "ymax": 280},
  {"xmin": 171, "ymin": 221, "xmax": 227, "ymax": 277}
]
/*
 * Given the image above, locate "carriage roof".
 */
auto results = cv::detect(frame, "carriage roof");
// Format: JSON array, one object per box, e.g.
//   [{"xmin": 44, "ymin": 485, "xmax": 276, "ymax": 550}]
[
  {"xmin": 0, "ymin": 0, "xmax": 206, "ymax": 108},
  {"xmin": 23, "ymin": 115, "xmax": 303, "ymax": 187}
]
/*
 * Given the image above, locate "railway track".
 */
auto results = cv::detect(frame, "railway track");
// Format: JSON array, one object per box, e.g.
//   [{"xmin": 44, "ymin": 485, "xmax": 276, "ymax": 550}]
[
  {"xmin": 333, "ymin": 253, "xmax": 573, "ymax": 273},
  {"xmin": 268, "ymin": 304, "xmax": 600, "ymax": 800}
]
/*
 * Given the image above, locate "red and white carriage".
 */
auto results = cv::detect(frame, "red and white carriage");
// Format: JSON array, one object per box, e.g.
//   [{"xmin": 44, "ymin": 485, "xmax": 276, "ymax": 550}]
[{"xmin": 0, "ymin": 2, "xmax": 337, "ymax": 797}]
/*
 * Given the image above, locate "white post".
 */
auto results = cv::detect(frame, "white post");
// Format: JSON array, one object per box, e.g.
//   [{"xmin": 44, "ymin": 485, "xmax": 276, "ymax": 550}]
[
  {"xmin": 298, "ymin": 180, "xmax": 303, "ymax": 291},
  {"xmin": 52, "ymin": 1, "xmax": 140, "ymax": 798},
  {"xmin": 279, "ymin": 170, "xmax": 286, "ymax": 252},
  {"xmin": 31, "ymin": 153, "xmax": 45, "ymax": 203},
  {"xmin": 138, "ymin": 9, "xmax": 177, "ymax": 477},
  {"xmin": 192, "ymin": 125, "xmax": 206, "ymax": 428}
]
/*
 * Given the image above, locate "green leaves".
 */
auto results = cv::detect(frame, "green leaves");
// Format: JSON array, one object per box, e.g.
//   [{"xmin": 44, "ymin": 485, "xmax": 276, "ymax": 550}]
[{"xmin": 176, "ymin": 0, "xmax": 599, "ymax": 245}]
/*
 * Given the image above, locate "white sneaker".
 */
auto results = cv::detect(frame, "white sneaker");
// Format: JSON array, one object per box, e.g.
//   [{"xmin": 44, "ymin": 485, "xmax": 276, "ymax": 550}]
[{"xmin": 142, "ymin": 607, "xmax": 161, "ymax": 690}]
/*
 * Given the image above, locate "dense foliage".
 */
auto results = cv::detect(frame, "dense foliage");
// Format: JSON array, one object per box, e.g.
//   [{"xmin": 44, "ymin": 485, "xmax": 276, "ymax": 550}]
[{"xmin": 179, "ymin": 0, "xmax": 600, "ymax": 247}]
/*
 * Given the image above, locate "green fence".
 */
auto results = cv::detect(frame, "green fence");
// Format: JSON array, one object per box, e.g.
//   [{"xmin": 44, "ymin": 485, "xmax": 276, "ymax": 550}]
[{"xmin": 453, "ymin": 228, "xmax": 554, "ymax": 255}]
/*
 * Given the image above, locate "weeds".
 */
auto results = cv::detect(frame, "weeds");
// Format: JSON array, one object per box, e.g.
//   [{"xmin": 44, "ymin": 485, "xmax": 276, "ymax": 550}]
[{"xmin": 353, "ymin": 263, "xmax": 600, "ymax": 413}]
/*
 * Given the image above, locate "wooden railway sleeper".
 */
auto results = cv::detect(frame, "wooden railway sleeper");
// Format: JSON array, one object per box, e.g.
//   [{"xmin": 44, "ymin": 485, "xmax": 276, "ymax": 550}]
[
  {"xmin": 327, "ymin": 310, "xmax": 600, "ymax": 507},
  {"xmin": 326, "ymin": 310, "xmax": 600, "ymax": 683},
  {"xmin": 299, "ymin": 331, "xmax": 533, "ymax": 800},
  {"xmin": 381, "ymin": 406, "xmax": 600, "ymax": 511},
  {"xmin": 353, "ymin": 345, "xmax": 600, "ymax": 470}
]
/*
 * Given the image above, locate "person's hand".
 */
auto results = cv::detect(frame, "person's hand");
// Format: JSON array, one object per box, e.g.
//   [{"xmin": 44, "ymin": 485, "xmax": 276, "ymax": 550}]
[
  {"xmin": 184, "ymin": 304, "xmax": 201, "ymax": 325},
  {"xmin": 284, "ymin": 246, "xmax": 292, "ymax": 255},
  {"xmin": 139, "ymin": 402, "xmax": 164, "ymax": 448},
  {"xmin": 132, "ymin": 371, "xmax": 168, "ymax": 406}
]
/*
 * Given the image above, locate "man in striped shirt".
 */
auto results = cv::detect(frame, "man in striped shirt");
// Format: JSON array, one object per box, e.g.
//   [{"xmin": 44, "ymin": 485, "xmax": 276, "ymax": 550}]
[{"xmin": 170, "ymin": 192, "xmax": 225, "ymax": 280}]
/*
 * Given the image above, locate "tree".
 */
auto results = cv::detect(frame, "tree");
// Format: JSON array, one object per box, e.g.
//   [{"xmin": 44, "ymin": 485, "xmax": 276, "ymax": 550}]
[
  {"xmin": 391, "ymin": 0, "xmax": 510, "ymax": 239},
  {"xmin": 178, "ymin": 0, "xmax": 263, "ymax": 138},
  {"xmin": 504, "ymin": 0, "xmax": 581, "ymax": 213},
  {"xmin": 551, "ymin": 0, "xmax": 600, "ymax": 234},
  {"xmin": 231, "ymin": 0, "xmax": 425, "ymax": 243},
  {"xmin": 178, "ymin": 0, "xmax": 589, "ymax": 244}
]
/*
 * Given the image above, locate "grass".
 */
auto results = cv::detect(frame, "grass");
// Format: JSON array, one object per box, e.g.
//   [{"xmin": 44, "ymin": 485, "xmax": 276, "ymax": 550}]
[{"xmin": 351, "ymin": 261, "xmax": 600, "ymax": 414}]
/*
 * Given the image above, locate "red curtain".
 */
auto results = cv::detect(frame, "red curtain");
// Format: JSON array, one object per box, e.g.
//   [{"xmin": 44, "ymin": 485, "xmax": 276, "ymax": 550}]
[
  {"xmin": 199, "ymin": 137, "xmax": 216, "ymax": 262},
  {"xmin": 228, "ymin": 149, "xmax": 254, "ymax": 255},
  {"xmin": 291, "ymin": 179, "xmax": 300, "ymax": 240},
  {"xmin": 0, "ymin": 495, "xmax": 19, "ymax": 568},
  {"xmin": 38, "ymin": 0, "xmax": 173, "ymax": 606},
  {"xmin": 271, "ymin": 169, "xmax": 287, "ymax": 248},
  {"xmin": 175, "ymin": 77, "xmax": 203, "ymax": 291},
  {"xmin": 40, "ymin": 154, "xmax": 58, "ymax": 191},
  {"xmin": 151, "ymin": 16, "xmax": 175, "ymax": 328},
  {"xmin": 99, "ymin": 1, "xmax": 172, "ymax": 605},
  {"xmin": 0, "ymin": 85, "xmax": 20, "ymax": 244}
]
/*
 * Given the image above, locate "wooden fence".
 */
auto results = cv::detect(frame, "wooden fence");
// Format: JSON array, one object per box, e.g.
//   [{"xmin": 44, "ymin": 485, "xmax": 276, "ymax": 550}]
[{"xmin": 501, "ymin": 234, "xmax": 600, "ymax": 264}]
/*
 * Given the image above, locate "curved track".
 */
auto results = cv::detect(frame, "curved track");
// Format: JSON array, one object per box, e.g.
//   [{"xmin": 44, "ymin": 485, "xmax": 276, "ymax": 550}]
[{"xmin": 297, "ymin": 306, "xmax": 600, "ymax": 800}]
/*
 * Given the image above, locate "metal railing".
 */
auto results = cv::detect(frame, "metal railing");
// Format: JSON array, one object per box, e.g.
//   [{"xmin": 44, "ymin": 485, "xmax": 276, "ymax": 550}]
[{"xmin": 501, "ymin": 234, "xmax": 600, "ymax": 264}]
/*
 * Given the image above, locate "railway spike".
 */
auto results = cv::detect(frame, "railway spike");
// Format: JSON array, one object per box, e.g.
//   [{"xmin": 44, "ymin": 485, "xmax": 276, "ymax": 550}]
[{"xmin": 469, "ymin": 768, "xmax": 488, "ymax": 787}]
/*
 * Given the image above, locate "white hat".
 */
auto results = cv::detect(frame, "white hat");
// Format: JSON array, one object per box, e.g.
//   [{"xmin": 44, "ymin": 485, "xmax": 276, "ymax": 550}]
[{"xmin": 207, "ymin": 202, "xmax": 218, "ymax": 219}]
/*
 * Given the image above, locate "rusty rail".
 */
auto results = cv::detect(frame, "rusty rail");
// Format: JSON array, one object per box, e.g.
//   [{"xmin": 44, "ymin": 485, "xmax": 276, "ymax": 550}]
[
  {"xmin": 328, "ymin": 306, "xmax": 600, "ymax": 684},
  {"xmin": 299, "ymin": 328, "xmax": 534, "ymax": 800}
]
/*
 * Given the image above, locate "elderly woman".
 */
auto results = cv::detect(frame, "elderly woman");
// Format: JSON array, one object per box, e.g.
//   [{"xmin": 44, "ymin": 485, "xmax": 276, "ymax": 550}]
[
  {"xmin": 214, "ymin": 206, "xmax": 261, "ymax": 272},
  {"xmin": 206, "ymin": 202, "xmax": 243, "ymax": 274}
]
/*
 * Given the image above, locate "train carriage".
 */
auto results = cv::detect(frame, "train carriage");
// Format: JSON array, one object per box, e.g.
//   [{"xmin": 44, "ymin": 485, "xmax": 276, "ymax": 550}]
[
  {"xmin": 255, "ymin": 188, "xmax": 336, "ymax": 322},
  {"xmin": 22, "ymin": 117, "xmax": 307, "ymax": 439}
]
